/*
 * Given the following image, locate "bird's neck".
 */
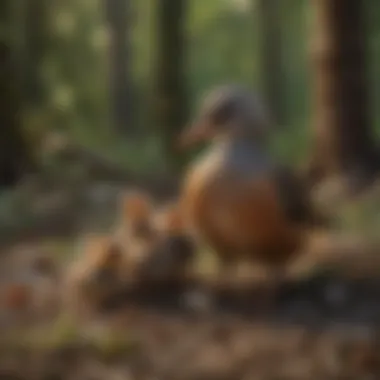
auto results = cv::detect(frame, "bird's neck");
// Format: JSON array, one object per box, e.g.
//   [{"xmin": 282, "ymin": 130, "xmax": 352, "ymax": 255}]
[
  {"xmin": 214, "ymin": 135, "xmax": 266, "ymax": 154},
  {"xmin": 205, "ymin": 135, "xmax": 271, "ymax": 175}
]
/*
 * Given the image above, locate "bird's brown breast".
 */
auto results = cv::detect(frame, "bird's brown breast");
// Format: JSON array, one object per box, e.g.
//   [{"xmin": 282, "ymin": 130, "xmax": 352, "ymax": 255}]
[{"xmin": 182, "ymin": 155, "xmax": 304, "ymax": 266}]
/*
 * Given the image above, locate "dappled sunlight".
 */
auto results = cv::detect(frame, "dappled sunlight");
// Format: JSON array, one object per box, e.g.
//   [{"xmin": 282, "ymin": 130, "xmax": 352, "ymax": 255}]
[{"xmin": 1, "ymin": 0, "xmax": 380, "ymax": 379}]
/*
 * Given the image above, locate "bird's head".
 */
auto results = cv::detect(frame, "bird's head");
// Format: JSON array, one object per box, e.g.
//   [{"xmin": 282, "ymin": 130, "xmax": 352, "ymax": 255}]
[{"xmin": 179, "ymin": 84, "xmax": 272, "ymax": 149}]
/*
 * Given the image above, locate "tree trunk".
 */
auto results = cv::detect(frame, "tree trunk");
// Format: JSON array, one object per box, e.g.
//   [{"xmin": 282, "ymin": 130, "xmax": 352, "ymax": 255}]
[
  {"xmin": 104, "ymin": 0, "xmax": 132, "ymax": 134},
  {"xmin": 255, "ymin": 0, "xmax": 285, "ymax": 126},
  {"xmin": 309, "ymin": 0, "xmax": 378, "ymax": 187},
  {"xmin": 154, "ymin": 0, "xmax": 187, "ymax": 172},
  {"xmin": 0, "ymin": 2, "xmax": 34, "ymax": 188},
  {"xmin": 22, "ymin": 0, "xmax": 49, "ymax": 106}
]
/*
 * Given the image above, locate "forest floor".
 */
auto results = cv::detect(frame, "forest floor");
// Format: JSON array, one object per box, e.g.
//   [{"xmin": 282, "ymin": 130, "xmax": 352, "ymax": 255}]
[{"xmin": 1, "ymin": 160, "xmax": 380, "ymax": 380}]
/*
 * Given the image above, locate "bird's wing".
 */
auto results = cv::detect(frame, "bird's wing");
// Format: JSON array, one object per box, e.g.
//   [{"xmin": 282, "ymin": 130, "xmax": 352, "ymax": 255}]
[{"xmin": 272, "ymin": 165, "xmax": 328, "ymax": 227}]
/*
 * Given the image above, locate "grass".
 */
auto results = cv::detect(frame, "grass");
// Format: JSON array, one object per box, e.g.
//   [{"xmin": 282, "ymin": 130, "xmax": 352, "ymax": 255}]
[
  {"xmin": 2, "ymin": 312, "xmax": 138, "ymax": 359},
  {"xmin": 65, "ymin": 126, "xmax": 169, "ymax": 177}
]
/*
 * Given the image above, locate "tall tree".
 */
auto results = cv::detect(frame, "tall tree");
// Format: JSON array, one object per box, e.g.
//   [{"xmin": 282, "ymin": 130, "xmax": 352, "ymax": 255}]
[
  {"xmin": 104, "ymin": 0, "xmax": 132, "ymax": 134},
  {"xmin": 154, "ymin": 0, "xmax": 187, "ymax": 171},
  {"xmin": 22, "ymin": 0, "xmax": 49, "ymax": 106},
  {"xmin": 255, "ymin": 0, "xmax": 285, "ymax": 126},
  {"xmin": 309, "ymin": 0, "xmax": 378, "ymax": 187},
  {"xmin": 0, "ymin": 1, "xmax": 33, "ymax": 187}
]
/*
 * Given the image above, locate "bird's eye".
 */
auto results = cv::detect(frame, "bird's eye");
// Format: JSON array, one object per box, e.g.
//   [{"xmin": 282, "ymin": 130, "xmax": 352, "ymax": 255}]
[{"xmin": 210, "ymin": 100, "xmax": 236, "ymax": 126}]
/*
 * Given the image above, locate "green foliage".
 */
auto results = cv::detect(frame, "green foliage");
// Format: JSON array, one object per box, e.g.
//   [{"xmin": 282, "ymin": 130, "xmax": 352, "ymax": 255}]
[
  {"xmin": 187, "ymin": 0, "xmax": 255, "ymax": 107},
  {"xmin": 7, "ymin": 0, "xmax": 380, "ymax": 173}
]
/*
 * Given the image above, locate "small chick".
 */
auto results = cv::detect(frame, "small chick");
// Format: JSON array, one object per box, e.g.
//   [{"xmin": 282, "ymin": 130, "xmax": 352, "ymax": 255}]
[
  {"xmin": 115, "ymin": 190, "xmax": 196, "ymax": 283},
  {"xmin": 136, "ymin": 200, "xmax": 196, "ymax": 282},
  {"xmin": 116, "ymin": 189, "xmax": 155, "ymax": 242},
  {"xmin": 64, "ymin": 234, "xmax": 130, "ymax": 318}
]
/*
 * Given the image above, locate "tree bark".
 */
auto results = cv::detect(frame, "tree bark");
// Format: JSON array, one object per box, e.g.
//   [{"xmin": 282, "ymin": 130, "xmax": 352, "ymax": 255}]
[
  {"xmin": 0, "ymin": 2, "xmax": 34, "ymax": 188},
  {"xmin": 154, "ymin": 0, "xmax": 187, "ymax": 172},
  {"xmin": 22, "ymin": 0, "xmax": 49, "ymax": 106},
  {"xmin": 309, "ymin": 0, "xmax": 378, "ymax": 186},
  {"xmin": 104, "ymin": 0, "xmax": 132, "ymax": 134},
  {"xmin": 255, "ymin": 0, "xmax": 285, "ymax": 126}
]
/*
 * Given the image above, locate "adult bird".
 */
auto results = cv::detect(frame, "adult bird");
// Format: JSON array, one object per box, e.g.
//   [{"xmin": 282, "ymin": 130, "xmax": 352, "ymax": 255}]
[{"xmin": 179, "ymin": 85, "xmax": 323, "ymax": 305}]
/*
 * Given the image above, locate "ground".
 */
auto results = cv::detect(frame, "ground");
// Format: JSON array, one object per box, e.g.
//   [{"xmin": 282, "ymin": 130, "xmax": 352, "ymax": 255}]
[{"xmin": 1, "ymin": 165, "xmax": 380, "ymax": 380}]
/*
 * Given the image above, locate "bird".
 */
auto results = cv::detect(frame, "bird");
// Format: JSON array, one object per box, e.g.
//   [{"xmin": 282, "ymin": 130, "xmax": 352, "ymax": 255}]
[
  {"xmin": 116, "ymin": 191, "xmax": 196, "ymax": 283},
  {"xmin": 63, "ymin": 234, "xmax": 132, "ymax": 317},
  {"xmin": 179, "ymin": 84, "xmax": 324, "ymax": 306},
  {"xmin": 137, "ymin": 200, "xmax": 196, "ymax": 282}
]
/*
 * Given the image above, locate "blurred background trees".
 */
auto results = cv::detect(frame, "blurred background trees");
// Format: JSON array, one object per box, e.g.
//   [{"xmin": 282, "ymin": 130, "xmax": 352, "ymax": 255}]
[
  {"xmin": 1, "ymin": 0, "xmax": 380, "ymax": 188},
  {"xmin": 254, "ymin": 0, "xmax": 286, "ymax": 126},
  {"xmin": 104, "ymin": 0, "xmax": 133, "ymax": 135},
  {"xmin": 309, "ymin": 0, "xmax": 379, "ymax": 187},
  {"xmin": 153, "ymin": 0, "xmax": 187, "ymax": 171},
  {"xmin": 0, "ymin": 0, "xmax": 34, "ymax": 188}
]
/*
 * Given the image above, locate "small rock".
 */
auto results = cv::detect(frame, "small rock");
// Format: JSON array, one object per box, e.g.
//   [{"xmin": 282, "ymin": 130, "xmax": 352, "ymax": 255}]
[{"xmin": 181, "ymin": 289, "xmax": 215, "ymax": 314}]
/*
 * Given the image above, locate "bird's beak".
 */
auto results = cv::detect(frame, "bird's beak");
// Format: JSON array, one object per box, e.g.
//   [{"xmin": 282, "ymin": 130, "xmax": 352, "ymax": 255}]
[{"xmin": 177, "ymin": 121, "xmax": 213, "ymax": 150}]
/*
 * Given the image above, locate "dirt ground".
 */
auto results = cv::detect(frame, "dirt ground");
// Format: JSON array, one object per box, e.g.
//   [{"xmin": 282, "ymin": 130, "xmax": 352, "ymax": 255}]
[
  {"xmin": 1, "ymin": 306, "xmax": 380, "ymax": 380},
  {"xmin": 1, "ymin": 177, "xmax": 380, "ymax": 380},
  {"xmin": 1, "ymin": 242, "xmax": 380, "ymax": 380}
]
